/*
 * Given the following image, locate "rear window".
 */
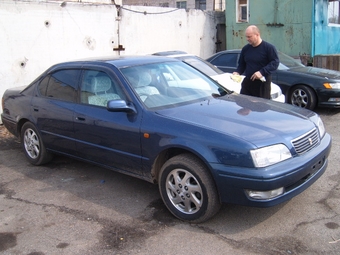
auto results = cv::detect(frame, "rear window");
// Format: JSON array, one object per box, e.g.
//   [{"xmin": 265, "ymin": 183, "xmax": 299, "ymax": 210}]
[
  {"xmin": 211, "ymin": 53, "xmax": 238, "ymax": 68},
  {"xmin": 38, "ymin": 69, "xmax": 80, "ymax": 102}
]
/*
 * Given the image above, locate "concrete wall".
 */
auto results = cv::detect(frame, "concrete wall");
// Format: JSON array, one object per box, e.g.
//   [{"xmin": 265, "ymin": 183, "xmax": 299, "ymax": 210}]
[
  {"xmin": 119, "ymin": 6, "xmax": 219, "ymax": 57},
  {"xmin": 0, "ymin": 0, "xmax": 223, "ymax": 118}
]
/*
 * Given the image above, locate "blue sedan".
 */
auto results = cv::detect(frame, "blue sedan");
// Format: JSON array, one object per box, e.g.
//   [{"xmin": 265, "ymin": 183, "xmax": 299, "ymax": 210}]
[{"xmin": 1, "ymin": 56, "xmax": 332, "ymax": 223}]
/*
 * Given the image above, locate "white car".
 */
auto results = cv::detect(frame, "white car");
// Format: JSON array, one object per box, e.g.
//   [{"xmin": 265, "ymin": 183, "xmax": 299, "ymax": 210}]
[{"xmin": 153, "ymin": 51, "xmax": 285, "ymax": 103}]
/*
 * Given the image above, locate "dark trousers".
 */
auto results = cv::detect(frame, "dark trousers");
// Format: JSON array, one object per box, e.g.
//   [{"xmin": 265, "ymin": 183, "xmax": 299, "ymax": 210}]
[{"xmin": 240, "ymin": 76, "xmax": 271, "ymax": 99}]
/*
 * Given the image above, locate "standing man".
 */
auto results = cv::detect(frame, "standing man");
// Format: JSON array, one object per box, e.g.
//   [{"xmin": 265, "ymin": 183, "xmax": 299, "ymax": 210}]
[{"xmin": 233, "ymin": 25, "xmax": 279, "ymax": 99}]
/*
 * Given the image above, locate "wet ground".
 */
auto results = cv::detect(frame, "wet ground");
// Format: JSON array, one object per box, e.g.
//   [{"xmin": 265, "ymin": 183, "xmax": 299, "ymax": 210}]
[{"xmin": 0, "ymin": 107, "xmax": 339, "ymax": 255}]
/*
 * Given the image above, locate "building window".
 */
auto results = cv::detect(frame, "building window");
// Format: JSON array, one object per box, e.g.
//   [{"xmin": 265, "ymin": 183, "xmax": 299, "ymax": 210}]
[
  {"xmin": 237, "ymin": 0, "xmax": 248, "ymax": 23},
  {"xmin": 159, "ymin": 3, "xmax": 169, "ymax": 7},
  {"xmin": 195, "ymin": 0, "xmax": 206, "ymax": 10},
  {"xmin": 328, "ymin": 0, "xmax": 340, "ymax": 24},
  {"xmin": 176, "ymin": 1, "xmax": 187, "ymax": 9}
]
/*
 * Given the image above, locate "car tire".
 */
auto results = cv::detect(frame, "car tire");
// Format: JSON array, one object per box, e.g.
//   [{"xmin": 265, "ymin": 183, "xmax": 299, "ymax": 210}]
[
  {"xmin": 289, "ymin": 85, "xmax": 317, "ymax": 110},
  {"xmin": 21, "ymin": 122, "xmax": 53, "ymax": 165},
  {"xmin": 159, "ymin": 153, "xmax": 221, "ymax": 223}
]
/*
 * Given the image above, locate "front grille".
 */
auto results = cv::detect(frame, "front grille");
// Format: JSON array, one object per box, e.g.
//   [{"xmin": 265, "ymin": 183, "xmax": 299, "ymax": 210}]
[{"xmin": 291, "ymin": 128, "xmax": 320, "ymax": 155}]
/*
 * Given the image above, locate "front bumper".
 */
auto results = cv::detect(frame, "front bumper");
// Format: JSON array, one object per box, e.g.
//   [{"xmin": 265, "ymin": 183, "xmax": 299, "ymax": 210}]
[
  {"xmin": 318, "ymin": 89, "xmax": 340, "ymax": 108},
  {"xmin": 272, "ymin": 93, "xmax": 285, "ymax": 103},
  {"xmin": 211, "ymin": 133, "xmax": 332, "ymax": 207},
  {"xmin": 318, "ymin": 100, "xmax": 340, "ymax": 108}
]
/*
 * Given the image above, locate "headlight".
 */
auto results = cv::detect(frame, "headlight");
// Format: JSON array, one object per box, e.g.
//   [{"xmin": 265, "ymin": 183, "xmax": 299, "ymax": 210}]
[
  {"xmin": 310, "ymin": 115, "xmax": 325, "ymax": 138},
  {"xmin": 250, "ymin": 144, "xmax": 292, "ymax": 168},
  {"xmin": 316, "ymin": 116, "xmax": 325, "ymax": 138},
  {"xmin": 324, "ymin": 82, "xmax": 340, "ymax": 89}
]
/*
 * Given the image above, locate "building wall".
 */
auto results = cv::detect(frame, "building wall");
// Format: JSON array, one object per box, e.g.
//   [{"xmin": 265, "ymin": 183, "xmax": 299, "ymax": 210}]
[
  {"xmin": 314, "ymin": 0, "xmax": 340, "ymax": 55},
  {"xmin": 225, "ymin": 0, "xmax": 313, "ymax": 58},
  {"xmin": 122, "ymin": 0, "xmax": 225, "ymax": 11},
  {"xmin": 0, "ymin": 0, "xmax": 223, "ymax": 118},
  {"xmin": 225, "ymin": 0, "xmax": 340, "ymax": 58},
  {"xmin": 119, "ymin": 6, "xmax": 221, "ymax": 57}
]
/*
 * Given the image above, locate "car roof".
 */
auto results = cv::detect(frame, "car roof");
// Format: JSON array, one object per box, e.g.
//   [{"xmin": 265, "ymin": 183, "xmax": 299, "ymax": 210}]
[
  {"xmin": 51, "ymin": 55, "xmax": 179, "ymax": 70},
  {"xmin": 152, "ymin": 51, "xmax": 224, "ymax": 75},
  {"xmin": 220, "ymin": 49, "xmax": 241, "ymax": 53},
  {"xmin": 152, "ymin": 51, "xmax": 202, "ymax": 59},
  {"xmin": 152, "ymin": 51, "xmax": 188, "ymax": 57},
  {"xmin": 206, "ymin": 49, "xmax": 241, "ymax": 59}
]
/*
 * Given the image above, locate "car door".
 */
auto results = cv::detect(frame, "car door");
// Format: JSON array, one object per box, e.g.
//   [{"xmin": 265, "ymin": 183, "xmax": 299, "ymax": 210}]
[
  {"xmin": 270, "ymin": 69, "xmax": 280, "ymax": 86},
  {"xmin": 73, "ymin": 68, "xmax": 144, "ymax": 176},
  {"xmin": 31, "ymin": 69, "xmax": 80, "ymax": 155}
]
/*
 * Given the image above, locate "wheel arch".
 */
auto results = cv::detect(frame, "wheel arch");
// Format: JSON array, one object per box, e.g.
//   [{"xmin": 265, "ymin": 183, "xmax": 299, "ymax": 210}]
[
  {"xmin": 150, "ymin": 147, "xmax": 214, "ymax": 185},
  {"xmin": 287, "ymin": 83, "xmax": 318, "ymax": 109},
  {"xmin": 16, "ymin": 118, "xmax": 31, "ymax": 140},
  {"xmin": 287, "ymin": 83, "xmax": 318, "ymax": 101}
]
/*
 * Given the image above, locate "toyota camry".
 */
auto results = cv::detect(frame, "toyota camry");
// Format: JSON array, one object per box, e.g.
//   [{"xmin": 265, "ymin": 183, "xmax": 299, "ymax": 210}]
[{"xmin": 1, "ymin": 56, "xmax": 332, "ymax": 223}]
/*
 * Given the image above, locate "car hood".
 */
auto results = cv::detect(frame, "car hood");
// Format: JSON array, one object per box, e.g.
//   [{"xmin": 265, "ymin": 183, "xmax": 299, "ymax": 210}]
[
  {"xmin": 156, "ymin": 94, "xmax": 316, "ymax": 147},
  {"xmin": 211, "ymin": 73, "xmax": 282, "ymax": 95},
  {"xmin": 210, "ymin": 73, "xmax": 242, "ymax": 92},
  {"xmin": 287, "ymin": 66, "xmax": 340, "ymax": 79}
]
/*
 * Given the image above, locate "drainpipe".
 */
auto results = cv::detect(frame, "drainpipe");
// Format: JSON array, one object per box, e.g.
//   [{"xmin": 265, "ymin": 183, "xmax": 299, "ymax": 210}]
[
  {"xmin": 112, "ymin": 0, "xmax": 125, "ymax": 55},
  {"xmin": 266, "ymin": 0, "xmax": 284, "ymax": 27}
]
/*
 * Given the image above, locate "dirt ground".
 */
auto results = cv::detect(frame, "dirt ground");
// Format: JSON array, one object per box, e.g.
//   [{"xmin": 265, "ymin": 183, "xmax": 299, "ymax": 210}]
[{"xmin": 0, "ymin": 107, "xmax": 340, "ymax": 255}]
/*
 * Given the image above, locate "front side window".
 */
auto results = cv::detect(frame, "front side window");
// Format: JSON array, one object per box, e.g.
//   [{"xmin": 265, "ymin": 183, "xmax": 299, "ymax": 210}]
[
  {"xmin": 38, "ymin": 69, "xmax": 79, "ymax": 102},
  {"xmin": 80, "ymin": 70, "xmax": 125, "ymax": 107},
  {"xmin": 237, "ymin": 0, "xmax": 248, "ymax": 23},
  {"xmin": 328, "ymin": 0, "xmax": 340, "ymax": 25}
]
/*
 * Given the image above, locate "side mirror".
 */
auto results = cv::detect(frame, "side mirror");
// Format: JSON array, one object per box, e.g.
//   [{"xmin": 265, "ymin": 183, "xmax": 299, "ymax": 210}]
[{"xmin": 107, "ymin": 100, "xmax": 137, "ymax": 114}]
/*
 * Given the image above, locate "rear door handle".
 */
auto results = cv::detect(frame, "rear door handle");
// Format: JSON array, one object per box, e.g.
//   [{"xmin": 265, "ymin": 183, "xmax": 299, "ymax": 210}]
[{"xmin": 76, "ymin": 116, "xmax": 86, "ymax": 121}]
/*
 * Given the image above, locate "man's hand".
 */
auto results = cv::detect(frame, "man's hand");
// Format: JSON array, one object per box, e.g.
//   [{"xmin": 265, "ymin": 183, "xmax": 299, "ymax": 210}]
[
  {"xmin": 251, "ymin": 71, "xmax": 263, "ymax": 81},
  {"xmin": 232, "ymin": 72, "xmax": 240, "ymax": 75}
]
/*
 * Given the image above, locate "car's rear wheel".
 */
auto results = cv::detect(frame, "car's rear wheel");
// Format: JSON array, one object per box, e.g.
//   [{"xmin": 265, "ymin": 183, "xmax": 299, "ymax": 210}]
[
  {"xmin": 159, "ymin": 153, "xmax": 221, "ymax": 223},
  {"xmin": 289, "ymin": 85, "xmax": 317, "ymax": 110},
  {"xmin": 21, "ymin": 122, "xmax": 53, "ymax": 165}
]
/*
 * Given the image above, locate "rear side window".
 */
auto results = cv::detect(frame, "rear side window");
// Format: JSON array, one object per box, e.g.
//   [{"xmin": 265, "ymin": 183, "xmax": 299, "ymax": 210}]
[
  {"xmin": 211, "ymin": 53, "xmax": 239, "ymax": 68},
  {"xmin": 38, "ymin": 69, "xmax": 80, "ymax": 102}
]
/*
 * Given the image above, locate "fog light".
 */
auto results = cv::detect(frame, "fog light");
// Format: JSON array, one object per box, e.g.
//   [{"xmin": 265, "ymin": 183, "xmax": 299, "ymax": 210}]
[
  {"xmin": 245, "ymin": 187, "xmax": 284, "ymax": 200},
  {"xmin": 328, "ymin": 98, "xmax": 340, "ymax": 102}
]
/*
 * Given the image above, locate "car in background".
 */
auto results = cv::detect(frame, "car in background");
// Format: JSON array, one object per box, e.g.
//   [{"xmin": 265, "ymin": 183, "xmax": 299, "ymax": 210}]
[
  {"xmin": 206, "ymin": 49, "xmax": 340, "ymax": 110},
  {"xmin": 1, "ymin": 55, "xmax": 331, "ymax": 223},
  {"xmin": 152, "ymin": 51, "xmax": 285, "ymax": 103}
]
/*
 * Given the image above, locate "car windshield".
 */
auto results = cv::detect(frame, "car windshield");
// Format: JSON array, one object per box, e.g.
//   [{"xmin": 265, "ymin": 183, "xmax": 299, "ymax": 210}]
[
  {"xmin": 121, "ymin": 61, "xmax": 226, "ymax": 109},
  {"xmin": 278, "ymin": 51, "xmax": 305, "ymax": 70},
  {"xmin": 181, "ymin": 57, "xmax": 225, "ymax": 76}
]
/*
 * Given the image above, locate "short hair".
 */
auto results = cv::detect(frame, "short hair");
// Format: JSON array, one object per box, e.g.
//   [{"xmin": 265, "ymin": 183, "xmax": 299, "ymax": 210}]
[{"xmin": 247, "ymin": 25, "xmax": 260, "ymax": 35}]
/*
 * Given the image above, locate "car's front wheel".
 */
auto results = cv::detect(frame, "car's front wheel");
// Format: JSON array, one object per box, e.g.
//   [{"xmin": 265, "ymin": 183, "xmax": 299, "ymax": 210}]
[
  {"xmin": 21, "ymin": 122, "xmax": 53, "ymax": 165},
  {"xmin": 159, "ymin": 153, "xmax": 221, "ymax": 223},
  {"xmin": 289, "ymin": 85, "xmax": 317, "ymax": 110}
]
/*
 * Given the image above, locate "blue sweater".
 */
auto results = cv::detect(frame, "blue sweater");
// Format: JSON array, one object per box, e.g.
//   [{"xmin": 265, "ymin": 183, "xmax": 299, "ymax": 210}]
[{"xmin": 236, "ymin": 41, "xmax": 279, "ymax": 78}]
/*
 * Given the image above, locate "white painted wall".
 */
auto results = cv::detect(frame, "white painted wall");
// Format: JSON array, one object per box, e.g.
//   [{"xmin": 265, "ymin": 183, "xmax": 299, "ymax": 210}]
[
  {"xmin": 119, "ymin": 6, "xmax": 218, "ymax": 57},
  {"xmin": 0, "ymin": 0, "xmax": 221, "ymax": 119}
]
